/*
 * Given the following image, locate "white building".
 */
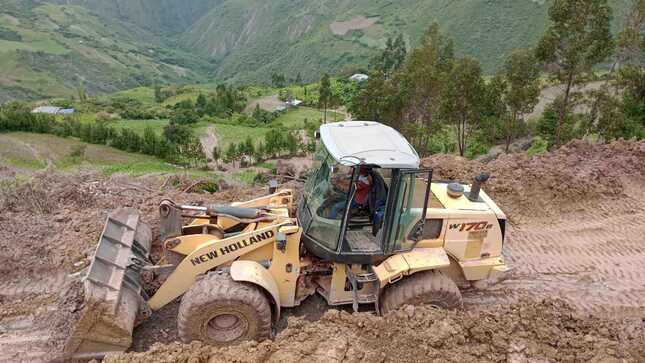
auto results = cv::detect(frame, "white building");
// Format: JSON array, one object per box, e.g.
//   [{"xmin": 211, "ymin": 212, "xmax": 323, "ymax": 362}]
[
  {"xmin": 31, "ymin": 106, "xmax": 75, "ymax": 115},
  {"xmin": 349, "ymin": 73, "xmax": 369, "ymax": 82},
  {"xmin": 285, "ymin": 99, "xmax": 303, "ymax": 107},
  {"xmin": 31, "ymin": 106, "xmax": 62, "ymax": 114}
]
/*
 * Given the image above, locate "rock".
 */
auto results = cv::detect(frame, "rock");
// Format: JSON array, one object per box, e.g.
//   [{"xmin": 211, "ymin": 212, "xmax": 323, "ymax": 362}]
[{"xmin": 404, "ymin": 305, "xmax": 415, "ymax": 318}]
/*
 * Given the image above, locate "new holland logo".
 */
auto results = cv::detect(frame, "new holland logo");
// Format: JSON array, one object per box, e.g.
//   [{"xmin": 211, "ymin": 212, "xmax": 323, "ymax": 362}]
[{"xmin": 190, "ymin": 230, "xmax": 275, "ymax": 266}]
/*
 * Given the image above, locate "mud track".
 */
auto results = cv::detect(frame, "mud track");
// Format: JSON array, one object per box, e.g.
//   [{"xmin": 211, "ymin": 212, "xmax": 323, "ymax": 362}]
[{"xmin": 0, "ymin": 140, "xmax": 644, "ymax": 362}]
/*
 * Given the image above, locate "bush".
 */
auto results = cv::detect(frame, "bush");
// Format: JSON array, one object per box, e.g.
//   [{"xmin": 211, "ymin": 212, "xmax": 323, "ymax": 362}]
[
  {"xmin": 0, "ymin": 101, "xmax": 201, "ymax": 167},
  {"xmin": 426, "ymin": 126, "xmax": 457, "ymax": 155},
  {"xmin": 535, "ymin": 97, "xmax": 581, "ymax": 147},
  {"xmin": 527, "ymin": 136, "xmax": 548, "ymax": 157},
  {"xmin": 172, "ymin": 109, "xmax": 199, "ymax": 125},
  {"xmin": 464, "ymin": 130, "xmax": 490, "ymax": 160},
  {"xmin": 68, "ymin": 144, "xmax": 87, "ymax": 159}
]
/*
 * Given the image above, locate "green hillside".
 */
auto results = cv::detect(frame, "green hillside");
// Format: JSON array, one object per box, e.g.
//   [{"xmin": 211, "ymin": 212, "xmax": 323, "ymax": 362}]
[
  {"xmin": 0, "ymin": 0, "xmax": 630, "ymax": 101},
  {"xmin": 180, "ymin": 0, "xmax": 628, "ymax": 83},
  {"xmin": 0, "ymin": 0, "xmax": 211, "ymax": 102}
]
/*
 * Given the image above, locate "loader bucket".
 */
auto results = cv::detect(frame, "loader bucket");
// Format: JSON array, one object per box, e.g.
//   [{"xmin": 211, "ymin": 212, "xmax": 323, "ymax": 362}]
[{"xmin": 64, "ymin": 208, "xmax": 152, "ymax": 360}]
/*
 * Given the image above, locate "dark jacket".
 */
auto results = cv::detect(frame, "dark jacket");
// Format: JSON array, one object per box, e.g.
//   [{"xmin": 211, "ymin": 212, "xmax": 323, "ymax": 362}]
[{"xmin": 368, "ymin": 171, "xmax": 388, "ymax": 216}]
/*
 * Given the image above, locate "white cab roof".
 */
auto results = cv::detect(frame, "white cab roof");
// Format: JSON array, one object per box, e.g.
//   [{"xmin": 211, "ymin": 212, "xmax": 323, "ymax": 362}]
[{"xmin": 320, "ymin": 121, "xmax": 420, "ymax": 169}]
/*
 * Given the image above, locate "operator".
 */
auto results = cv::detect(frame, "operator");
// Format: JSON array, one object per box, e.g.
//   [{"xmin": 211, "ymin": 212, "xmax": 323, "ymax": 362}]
[{"xmin": 329, "ymin": 167, "xmax": 372, "ymax": 219}]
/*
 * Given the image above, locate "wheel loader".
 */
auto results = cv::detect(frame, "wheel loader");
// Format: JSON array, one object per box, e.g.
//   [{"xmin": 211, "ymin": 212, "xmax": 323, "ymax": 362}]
[{"xmin": 64, "ymin": 121, "xmax": 509, "ymax": 359}]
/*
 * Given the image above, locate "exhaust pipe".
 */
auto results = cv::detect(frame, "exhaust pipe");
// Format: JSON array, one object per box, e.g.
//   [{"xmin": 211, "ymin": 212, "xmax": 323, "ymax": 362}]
[{"xmin": 467, "ymin": 172, "xmax": 490, "ymax": 202}]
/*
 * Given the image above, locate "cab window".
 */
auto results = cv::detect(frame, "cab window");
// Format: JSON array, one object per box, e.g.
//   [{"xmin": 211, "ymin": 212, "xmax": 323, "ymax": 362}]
[{"xmin": 304, "ymin": 148, "xmax": 353, "ymax": 252}]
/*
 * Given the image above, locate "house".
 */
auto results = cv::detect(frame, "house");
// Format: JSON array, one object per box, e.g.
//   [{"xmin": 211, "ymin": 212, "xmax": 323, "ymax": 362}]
[
  {"xmin": 285, "ymin": 99, "xmax": 303, "ymax": 107},
  {"xmin": 31, "ymin": 106, "xmax": 75, "ymax": 115},
  {"xmin": 58, "ymin": 108, "xmax": 76, "ymax": 115},
  {"xmin": 349, "ymin": 73, "xmax": 369, "ymax": 82},
  {"xmin": 31, "ymin": 106, "xmax": 61, "ymax": 114}
]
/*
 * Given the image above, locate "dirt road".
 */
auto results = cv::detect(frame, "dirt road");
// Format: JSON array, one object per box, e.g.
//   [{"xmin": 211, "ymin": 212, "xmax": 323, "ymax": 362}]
[
  {"xmin": 244, "ymin": 95, "xmax": 284, "ymax": 113},
  {"xmin": 199, "ymin": 125, "xmax": 219, "ymax": 160}
]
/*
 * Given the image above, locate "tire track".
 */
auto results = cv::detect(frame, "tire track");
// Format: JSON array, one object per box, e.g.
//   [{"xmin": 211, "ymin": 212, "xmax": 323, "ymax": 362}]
[{"xmin": 467, "ymin": 197, "xmax": 645, "ymax": 318}]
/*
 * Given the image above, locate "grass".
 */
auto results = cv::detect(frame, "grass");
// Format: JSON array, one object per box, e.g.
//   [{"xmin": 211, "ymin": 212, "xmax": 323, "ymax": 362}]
[
  {"xmin": 235, "ymin": 170, "xmax": 262, "ymax": 185},
  {"xmin": 0, "ymin": 38, "xmax": 68, "ymax": 55},
  {"xmin": 275, "ymin": 107, "xmax": 341, "ymax": 129},
  {"xmin": 0, "ymin": 132, "xmax": 208, "ymax": 176},
  {"xmin": 255, "ymin": 161, "xmax": 275, "ymax": 169},
  {"xmin": 112, "ymin": 119, "xmax": 170, "ymax": 135},
  {"xmin": 213, "ymin": 124, "xmax": 271, "ymax": 149},
  {"xmin": 108, "ymin": 87, "xmax": 156, "ymax": 104}
]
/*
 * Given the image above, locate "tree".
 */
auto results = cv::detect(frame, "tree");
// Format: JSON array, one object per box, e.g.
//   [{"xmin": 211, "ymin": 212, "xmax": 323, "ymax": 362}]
[
  {"xmin": 212, "ymin": 146, "xmax": 220, "ymax": 165},
  {"xmin": 183, "ymin": 140, "xmax": 207, "ymax": 168},
  {"xmin": 371, "ymin": 33, "xmax": 407, "ymax": 74},
  {"xmin": 271, "ymin": 73, "xmax": 286, "ymax": 88},
  {"xmin": 196, "ymin": 93, "xmax": 207, "ymax": 115},
  {"xmin": 154, "ymin": 85, "xmax": 163, "ymax": 103},
  {"xmin": 224, "ymin": 143, "xmax": 238, "ymax": 165},
  {"xmin": 255, "ymin": 141, "xmax": 267, "ymax": 162},
  {"xmin": 319, "ymin": 74, "xmax": 332, "ymax": 123},
  {"xmin": 500, "ymin": 49, "xmax": 541, "ymax": 152},
  {"xmin": 163, "ymin": 122, "xmax": 193, "ymax": 146},
  {"xmin": 392, "ymin": 34, "xmax": 407, "ymax": 71},
  {"xmin": 535, "ymin": 0, "xmax": 614, "ymax": 146},
  {"xmin": 440, "ymin": 57, "xmax": 486, "ymax": 157},
  {"xmin": 142, "ymin": 126, "xmax": 159, "ymax": 156},
  {"xmin": 348, "ymin": 70, "xmax": 391, "ymax": 123},
  {"xmin": 77, "ymin": 84, "xmax": 87, "ymax": 102},
  {"xmin": 172, "ymin": 109, "xmax": 198, "ymax": 125},
  {"xmin": 396, "ymin": 23, "xmax": 455, "ymax": 139},
  {"xmin": 285, "ymin": 132, "xmax": 300, "ymax": 155},
  {"xmin": 617, "ymin": 0, "xmax": 645, "ymax": 106}
]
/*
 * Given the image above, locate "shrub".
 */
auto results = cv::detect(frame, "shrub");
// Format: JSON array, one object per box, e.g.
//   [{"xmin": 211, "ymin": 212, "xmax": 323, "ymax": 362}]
[
  {"xmin": 68, "ymin": 144, "xmax": 87, "ymax": 159},
  {"xmin": 527, "ymin": 136, "xmax": 548, "ymax": 157}
]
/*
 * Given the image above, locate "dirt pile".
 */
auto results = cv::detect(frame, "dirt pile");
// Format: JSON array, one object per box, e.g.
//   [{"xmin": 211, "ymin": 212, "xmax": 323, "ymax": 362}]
[
  {"xmin": 424, "ymin": 139, "xmax": 645, "ymax": 222},
  {"xmin": 105, "ymin": 298, "xmax": 645, "ymax": 363},
  {"xmin": 0, "ymin": 170, "xmax": 273, "ymax": 362}
]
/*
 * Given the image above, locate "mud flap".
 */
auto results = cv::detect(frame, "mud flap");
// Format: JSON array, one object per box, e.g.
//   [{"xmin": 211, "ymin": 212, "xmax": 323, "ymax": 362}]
[{"xmin": 64, "ymin": 208, "xmax": 152, "ymax": 360}]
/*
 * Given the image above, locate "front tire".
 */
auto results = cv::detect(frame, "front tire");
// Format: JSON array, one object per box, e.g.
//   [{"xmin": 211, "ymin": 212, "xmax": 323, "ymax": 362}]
[
  {"xmin": 380, "ymin": 270, "xmax": 463, "ymax": 314},
  {"xmin": 177, "ymin": 272, "xmax": 272, "ymax": 346}
]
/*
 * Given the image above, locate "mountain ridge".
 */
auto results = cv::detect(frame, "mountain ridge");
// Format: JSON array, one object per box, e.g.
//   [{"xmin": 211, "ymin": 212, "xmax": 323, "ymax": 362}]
[{"xmin": 0, "ymin": 0, "xmax": 629, "ymax": 101}]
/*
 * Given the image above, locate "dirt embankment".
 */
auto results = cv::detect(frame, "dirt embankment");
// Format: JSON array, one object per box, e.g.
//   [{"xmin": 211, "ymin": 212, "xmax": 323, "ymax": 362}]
[
  {"xmin": 106, "ymin": 298, "xmax": 644, "ymax": 363},
  {"xmin": 424, "ymin": 139, "xmax": 645, "ymax": 223},
  {"xmin": 1, "ymin": 139, "xmax": 644, "ymax": 362},
  {"xmin": 0, "ymin": 171, "xmax": 268, "ymax": 362}
]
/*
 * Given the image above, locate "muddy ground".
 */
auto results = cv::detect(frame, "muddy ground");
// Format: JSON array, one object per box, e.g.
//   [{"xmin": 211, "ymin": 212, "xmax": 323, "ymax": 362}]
[
  {"xmin": 0, "ymin": 139, "xmax": 644, "ymax": 362},
  {"xmin": 106, "ymin": 298, "xmax": 645, "ymax": 363}
]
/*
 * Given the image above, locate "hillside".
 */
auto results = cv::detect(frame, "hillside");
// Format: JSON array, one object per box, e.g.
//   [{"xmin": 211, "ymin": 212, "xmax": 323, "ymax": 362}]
[
  {"xmin": 0, "ymin": 0, "xmax": 211, "ymax": 102},
  {"xmin": 183, "ymin": 0, "xmax": 552, "ymax": 83},
  {"xmin": 0, "ymin": 0, "xmax": 630, "ymax": 100}
]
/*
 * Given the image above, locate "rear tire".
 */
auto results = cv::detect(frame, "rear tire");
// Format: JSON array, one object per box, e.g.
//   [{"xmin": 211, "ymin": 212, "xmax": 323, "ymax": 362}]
[
  {"xmin": 177, "ymin": 272, "xmax": 272, "ymax": 346},
  {"xmin": 380, "ymin": 270, "xmax": 463, "ymax": 314}
]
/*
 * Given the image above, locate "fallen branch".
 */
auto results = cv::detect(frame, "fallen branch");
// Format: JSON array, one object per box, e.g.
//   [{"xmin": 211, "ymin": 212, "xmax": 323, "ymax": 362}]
[{"xmin": 182, "ymin": 180, "xmax": 211, "ymax": 193}]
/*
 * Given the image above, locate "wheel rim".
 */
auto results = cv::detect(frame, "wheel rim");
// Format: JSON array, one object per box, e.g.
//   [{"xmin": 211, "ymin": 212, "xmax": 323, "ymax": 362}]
[{"xmin": 206, "ymin": 312, "xmax": 249, "ymax": 343}]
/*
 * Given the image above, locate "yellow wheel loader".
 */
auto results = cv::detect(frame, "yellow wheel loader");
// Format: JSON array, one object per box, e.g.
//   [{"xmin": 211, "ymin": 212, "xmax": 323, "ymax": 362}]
[{"xmin": 65, "ymin": 121, "xmax": 509, "ymax": 359}]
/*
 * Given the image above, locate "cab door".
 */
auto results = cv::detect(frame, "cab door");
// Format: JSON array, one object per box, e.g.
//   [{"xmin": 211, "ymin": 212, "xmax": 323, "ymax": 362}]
[{"xmin": 383, "ymin": 169, "xmax": 433, "ymax": 254}]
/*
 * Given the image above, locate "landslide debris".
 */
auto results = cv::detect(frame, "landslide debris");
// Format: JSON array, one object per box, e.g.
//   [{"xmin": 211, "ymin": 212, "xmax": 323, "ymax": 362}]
[
  {"xmin": 105, "ymin": 298, "xmax": 645, "ymax": 363},
  {"xmin": 0, "ymin": 170, "xmax": 271, "ymax": 361},
  {"xmin": 424, "ymin": 139, "xmax": 645, "ymax": 222}
]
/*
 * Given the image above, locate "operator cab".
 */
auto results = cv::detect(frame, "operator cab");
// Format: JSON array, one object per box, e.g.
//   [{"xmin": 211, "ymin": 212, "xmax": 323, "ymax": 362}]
[{"xmin": 298, "ymin": 121, "xmax": 433, "ymax": 264}]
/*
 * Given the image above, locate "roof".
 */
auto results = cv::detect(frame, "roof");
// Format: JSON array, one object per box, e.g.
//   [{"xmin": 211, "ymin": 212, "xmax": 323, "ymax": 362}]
[
  {"xmin": 319, "ymin": 121, "xmax": 420, "ymax": 169},
  {"xmin": 286, "ymin": 99, "xmax": 303, "ymax": 106},
  {"xmin": 349, "ymin": 73, "xmax": 369, "ymax": 82},
  {"xmin": 32, "ymin": 106, "xmax": 61, "ymax": 114}
]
